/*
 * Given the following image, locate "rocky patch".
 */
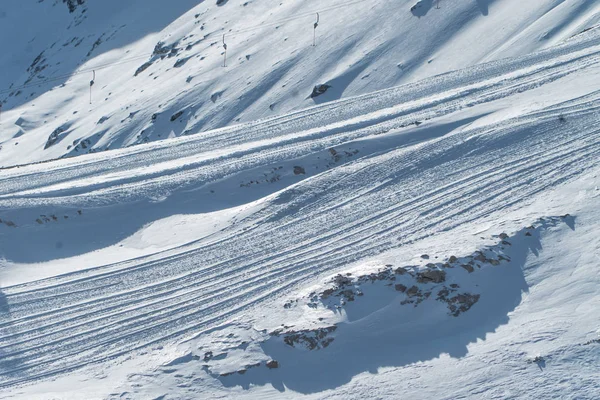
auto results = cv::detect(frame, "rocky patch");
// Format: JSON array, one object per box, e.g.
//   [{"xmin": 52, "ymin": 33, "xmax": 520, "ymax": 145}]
[
  {"xmin": 292, "ymin": 220, "xmax": 568, "ymax": 323},
  {"xmin": 63, "ymin": 0, "xmax": 85, "ymax": 13},
  {"xmin": 310, "ymin": 84, "xmax": 331, "ymax": 98},
  {"xmin": 270, "ymin": 326, "xmax": 337, "ymax": 350}
]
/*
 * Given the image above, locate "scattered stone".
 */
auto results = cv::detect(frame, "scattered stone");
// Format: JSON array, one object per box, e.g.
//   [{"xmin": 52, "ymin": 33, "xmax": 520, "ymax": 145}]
[
  {"xmin": 395, "ymin": 284, "xmax": 407, "ymax": 292},
  {"xmin": 421, "ymin": 254, "xmax": 430, "ymax": 259},
  {"xmin": 174, "ymin": 57, "xmax": 190, "ymax": 68},
  {"xmin": 395, "ymin": 267, "xmax": 408, "ymax": 275},
  {"xmin": 134, "ymin": 61, "xmax": 153, "ymax": 77},
  {"xmin": 63, "ymin": 0, "xmax": 85, "ymax": 13},
  {"xmin": 416, "ymin": 269, "xmax": 446, "ymax": 284},
  {"xmin": 272, "ymin": 325, "xmax": 337, "ymax": 350},
  {"xmin": 310, "ymin": 84, "xmax": 331, "ymax": 98},
  {"xmin": 436, "ymin": 289, "xmax": 481, "ymax": 316},
  {"xmin": 293, "ymin": 166, "xmax": 306, "ymax": 175},
  {"xmin": 45, "ymin": 125, "xmax": 68, "ymax": 149},
  {"xmin": 461, "ymin": 264, "xmax": 474, "ymax": 273},
  {"xmin": 474, "ymin": 251, "xmax": 487, "ymax": 262},
  {"xmin": 170, "ymin": 111, "xmax": 184, "ymax": 122},
  {"xmin": 333, "ymin": 274, "xmax": 352, "ymax": 286},
  {"xmin": 406, "ymin": 286, "xmax": 420, "ymax": 297}
]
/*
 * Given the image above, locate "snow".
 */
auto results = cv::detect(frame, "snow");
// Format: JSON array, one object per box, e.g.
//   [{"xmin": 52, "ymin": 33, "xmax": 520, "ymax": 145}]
[
  {"xmin": 1, "ymin": 0, "xmax": 600, "ymax": 399},
  {"xmin": 1, "ymin": 0, "xmax": 599, "ymax": 167}
]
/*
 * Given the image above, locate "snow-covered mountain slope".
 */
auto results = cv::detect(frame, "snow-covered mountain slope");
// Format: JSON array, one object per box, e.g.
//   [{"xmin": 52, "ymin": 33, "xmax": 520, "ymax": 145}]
[
  {"xmin": 0, "ymin": 14, "xmax": 600, "ymax": 398},
  {"xmin": 1, "ymin": 0, "xmax": 599, "ymax": 167}
]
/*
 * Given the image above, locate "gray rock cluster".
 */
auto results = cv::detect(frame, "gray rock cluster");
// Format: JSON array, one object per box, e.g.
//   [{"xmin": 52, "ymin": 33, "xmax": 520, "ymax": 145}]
[{"xmin": 63, "ymin": 0, "xmax": 85, "ymax": 13}]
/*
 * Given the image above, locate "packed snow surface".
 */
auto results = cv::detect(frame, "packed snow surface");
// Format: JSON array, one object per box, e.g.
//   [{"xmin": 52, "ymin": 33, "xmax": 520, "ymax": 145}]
[{"xmin": 1, "ymin": 1, "xmax": 600, "ymax": 399}]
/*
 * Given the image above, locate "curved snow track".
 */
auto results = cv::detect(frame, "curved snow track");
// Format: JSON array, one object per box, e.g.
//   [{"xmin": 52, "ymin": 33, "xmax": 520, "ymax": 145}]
[{"xmin": 1, "ymin": 30, "xmax": 600, "ymax": 388}]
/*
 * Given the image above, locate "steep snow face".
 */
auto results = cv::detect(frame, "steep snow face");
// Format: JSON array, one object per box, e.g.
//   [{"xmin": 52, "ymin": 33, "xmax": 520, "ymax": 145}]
[
  {"xmin": 0, "ymin": 22, "xmax": 599, "ymax": 398},
  {"xmin": 0, "ymin": 0, "xmax": 599, "ymax": 167}
]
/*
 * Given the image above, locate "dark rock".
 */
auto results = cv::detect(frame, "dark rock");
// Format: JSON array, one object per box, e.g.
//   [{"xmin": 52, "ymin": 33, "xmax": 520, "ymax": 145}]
[
  {"xmin": 333, "ymin": 274, "xmax": 352, "ymax": 286},
  {"xmin": 170, "ymin": 111, "xmax": 184, "ymax": 121},
  {"xmin": 266, "ymin": 360, "xmax": 279, "ymax": 369},
  {"xmin": 448, "ymin": 255, "xmax": 458, "ymax": 263},
  {"xmin": 447, "ymin": 293, "xmax": 480, "ymax": 316},
  {"xmin": 278, "ymin": 326, "xmax": 337, "ymax": 350},
  {"xmin": 45, "ymin": 125, "xmax": 68, "ymax": 149},
  {"xmin": 293, "ymin": 166, "xmax": 306, "ymax": 175},
  {"xmin": 461, "ymin": 264, "xmax": 474, "ymax": 273},
  {"xmin": 174, "ymin": 57, "xmax": 190, "ymax": 68},
  {"xmin": 395, "ymin": 284, "xmax": 407, "ymax": 292},
  {"xmin": 63, "ymin": 0, "xmax": 85, "ymax": 13},
  {"xmin": 406, "ymin": 286, "xmax": 419, "ymax": 297},
  {"xmin": 416, "ymin": 269, "xmax": 446, "ymax": 283},
  {"xmin": 421, "ymin": 254, "xmax": 430, "ymax": 259},
  {"xmin": 310, "ymin": 84, "xmax": 331, "ymax": 98},
  {"xmin": 134, "ymin": 61, "xmax": 153, "ymax": 77},
  {"xmin": 340, "ymin": 289, "xmax": 355, "ymax": 301},
  {"xmin": 395, "ymin": 267, "xmax": 408, "ymax": 275},
  {"xmin": 474, "ymin": 252, "xmax": 487, "ymax": 262}
]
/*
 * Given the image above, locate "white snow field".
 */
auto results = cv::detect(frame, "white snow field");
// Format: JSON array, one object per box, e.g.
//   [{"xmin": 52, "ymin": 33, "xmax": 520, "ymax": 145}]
[
  {"xmin": 1, "ymin": 0, "xmax": 600, "ymax": 166},
  {"xmin": 1, "ymin": 1, "xmax": 600, "ymax": 399}
]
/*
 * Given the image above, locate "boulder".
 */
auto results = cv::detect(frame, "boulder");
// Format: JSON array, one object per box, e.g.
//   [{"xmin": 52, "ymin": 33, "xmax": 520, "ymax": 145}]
[
  {"xmin": 310, "ymin": 84, "xmax": 331, "ymax": 98},
  {"xmin": 416, "ymin": 269, "xmax": 446, "ymax": 283},
  {"xmin": 293, "ymin": 166, "xmax": 306, "ymax": 175}
]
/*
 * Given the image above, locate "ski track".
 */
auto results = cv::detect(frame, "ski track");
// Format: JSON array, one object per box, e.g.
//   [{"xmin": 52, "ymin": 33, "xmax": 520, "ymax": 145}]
[{"xmin": 1, "ymin": 31, "xmax": 600, "ymax": 388}]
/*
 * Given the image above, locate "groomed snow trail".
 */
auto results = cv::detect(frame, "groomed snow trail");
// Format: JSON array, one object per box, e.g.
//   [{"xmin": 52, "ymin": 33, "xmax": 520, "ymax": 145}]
[{"xmin": 1, "ymin": 29, "xmax": 600, "ymax": 390}]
